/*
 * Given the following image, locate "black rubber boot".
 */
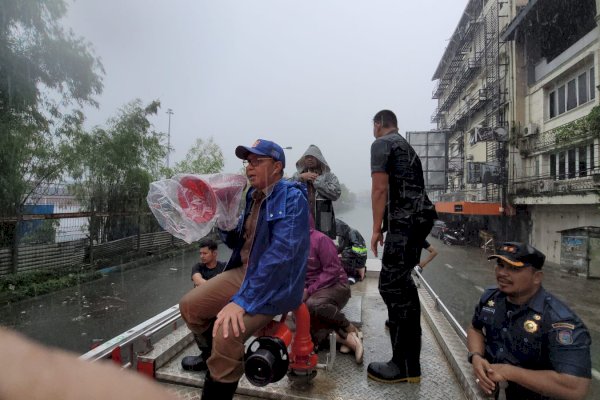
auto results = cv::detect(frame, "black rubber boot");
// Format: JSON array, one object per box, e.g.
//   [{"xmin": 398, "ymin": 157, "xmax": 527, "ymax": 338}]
[
  {"xmin": 388, "ymin": 317, "xmax": 422, "ymax": 379},
  {"xmin": 369, "ymin": 319, "xmax": 420, "ymax": 383},
  {"xmin": 182, "ymin": 321, "xmax": 214, "ymax": 372},
  {"xmin": 367, "ymin": 360, "xmax": 421, "ymax": 384},
  {"xmin": 201, "ymin": 372, "xmax": 239, "ymax": 400}
]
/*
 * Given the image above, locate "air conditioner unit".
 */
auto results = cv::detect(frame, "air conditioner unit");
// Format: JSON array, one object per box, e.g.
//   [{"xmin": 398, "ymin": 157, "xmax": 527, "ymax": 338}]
[
  {"xmin": 524, "ymin": 123, "xmax": 538, "ymax": 136},
  {"xmin": 467, "ymin": 154, "xmax": 474, "ymax": 160}
]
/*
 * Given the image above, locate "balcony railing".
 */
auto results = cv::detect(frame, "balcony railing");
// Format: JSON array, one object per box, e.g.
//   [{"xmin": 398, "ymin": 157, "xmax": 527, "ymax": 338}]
[
  {"xmin": 519, "ymin": 116, "xmax": 593, "ymax": 155},
  {"xmin": 511, "ymin": 175, "xmax": 600, "ymax": 197},
  {"xmin": 431, "ymin": 107, "xmax": 445, "ymax": 123}
]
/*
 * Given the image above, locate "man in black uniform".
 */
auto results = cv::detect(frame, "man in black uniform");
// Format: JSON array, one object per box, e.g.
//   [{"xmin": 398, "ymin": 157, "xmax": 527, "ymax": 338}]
[
  {"xmin": 368, "ymin": 109, "xmax": 437, "ymax": 383},
  {"xmin": 181, "ymin": 238, "xmax": 226, "ymax": 372},
  {"xmin": 468, "ymin": 242, "xmax": 591, "ymax": 399}
]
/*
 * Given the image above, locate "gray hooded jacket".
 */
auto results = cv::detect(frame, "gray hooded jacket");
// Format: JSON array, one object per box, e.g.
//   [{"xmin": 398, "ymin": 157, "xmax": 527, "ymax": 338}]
[{"xmin": 291, "ymin": 145, "xmax": 341, "ymax": 238}]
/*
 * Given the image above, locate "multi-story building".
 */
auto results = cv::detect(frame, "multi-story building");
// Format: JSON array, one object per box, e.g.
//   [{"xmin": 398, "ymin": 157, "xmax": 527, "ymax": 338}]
[
  {"xmin": 431, "ymin": 0, "xmax": 516, "ymax": 241},
  {"xmin": 432, "ymin": 0, "xmax": 600, "ymax": 267},
  {"xmin": 502, "ymin": 0, "xmax": 600, "ymax": 264}
]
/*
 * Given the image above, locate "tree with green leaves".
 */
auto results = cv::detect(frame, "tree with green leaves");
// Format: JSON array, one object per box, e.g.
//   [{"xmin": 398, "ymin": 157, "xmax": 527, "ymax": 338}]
[
  {"xmin": 0, "ymin": 0, "xmax": 103, "ymax": 271},
  {"xmin": 170, "ymin": 137, "xmax": 224, "ymax": 176},
  {"xmin": 71, "ymin": 100, "xmax": 167, "ymax": 243}
]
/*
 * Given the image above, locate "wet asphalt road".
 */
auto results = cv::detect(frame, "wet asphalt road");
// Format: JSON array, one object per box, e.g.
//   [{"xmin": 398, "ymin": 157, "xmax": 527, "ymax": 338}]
[{"xmin": 421, "ymin": 236, "xmax": 600, "ymax": 394}]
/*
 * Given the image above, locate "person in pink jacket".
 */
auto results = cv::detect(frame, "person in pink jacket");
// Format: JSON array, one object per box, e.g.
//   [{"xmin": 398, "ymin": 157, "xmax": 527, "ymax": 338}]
[{"xmin": 303, "ymin": 216, "xmax": 363, "ymax": 364}]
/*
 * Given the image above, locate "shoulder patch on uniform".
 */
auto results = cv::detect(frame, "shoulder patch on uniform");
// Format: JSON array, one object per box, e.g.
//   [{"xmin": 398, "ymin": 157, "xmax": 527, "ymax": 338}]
[
  {"xmin": 557, "ymin": 330, "xmax": 574, "ymax": 345},
  {"xmin": 552, "ymin": 322, "xmax": 575, "ymax": 330}
]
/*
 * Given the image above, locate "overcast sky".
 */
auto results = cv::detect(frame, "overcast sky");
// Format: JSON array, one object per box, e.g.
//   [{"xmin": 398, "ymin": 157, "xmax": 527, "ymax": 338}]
[{"xmin": 65, "ymin": 0, "xmax": 466, "ymax": 193}]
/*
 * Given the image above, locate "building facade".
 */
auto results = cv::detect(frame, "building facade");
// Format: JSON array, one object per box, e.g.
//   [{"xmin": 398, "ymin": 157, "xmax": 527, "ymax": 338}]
[
  {"xmin": 432, "ymin": 0, "xmax": 600, "ymax": 267},
  {"xmin": 503, "ymin": 0, "xmax": 600, "ymax": 265},
  {"xmin": 431, "ymin": 0, "xmax": 516, "ymax": 243}
]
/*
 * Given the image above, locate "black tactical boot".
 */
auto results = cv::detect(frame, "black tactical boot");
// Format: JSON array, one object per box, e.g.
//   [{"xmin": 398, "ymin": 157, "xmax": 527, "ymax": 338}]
[
  {"xmin": 182, "ymin": 324, "xmax": 214, "ymax": 372},
  {"xmin": 181, "ymin": 353, "xmax": 207, "ymax": 371},
  {"xmin": 383, "ymin": 319, "xmax": 422, "ymax": 381},
  {"xmin": 201, "ymin": 372, "xmax": 239, "ymax": 400},
  {"xmin": 367, "ymin": 360, "xmax": 421, "ymax": 383}
]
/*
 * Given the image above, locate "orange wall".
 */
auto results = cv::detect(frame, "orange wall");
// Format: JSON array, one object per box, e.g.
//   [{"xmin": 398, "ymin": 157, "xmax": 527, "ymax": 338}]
[{"xmin": 435, "ymin": 202, "xmax": 502, "ymax": 216}]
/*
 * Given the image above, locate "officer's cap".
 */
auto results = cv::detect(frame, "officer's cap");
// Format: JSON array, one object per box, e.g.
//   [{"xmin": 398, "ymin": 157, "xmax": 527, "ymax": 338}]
[{"xmin": 488, "ymin": 242, "xmax": 546, "ymax": 269}]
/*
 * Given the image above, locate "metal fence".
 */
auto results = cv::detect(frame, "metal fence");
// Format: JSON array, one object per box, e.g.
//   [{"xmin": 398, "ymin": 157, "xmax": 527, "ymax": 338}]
[{"xmin": 0, "ymin": 182, "xmax": 189, "ymax": 276}]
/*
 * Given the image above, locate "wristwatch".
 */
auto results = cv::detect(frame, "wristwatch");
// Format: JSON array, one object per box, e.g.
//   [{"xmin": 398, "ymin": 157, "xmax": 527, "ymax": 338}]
[{"xmin": 467, "ymin": 351, "xmax": 484, "ymax": 364}]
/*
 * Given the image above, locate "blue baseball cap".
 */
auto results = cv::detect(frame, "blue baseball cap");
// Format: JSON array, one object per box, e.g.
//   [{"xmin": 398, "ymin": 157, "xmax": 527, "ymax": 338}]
[{"xmin": 235, "ymin": 139, "xmax": 286, "ymax": 168}]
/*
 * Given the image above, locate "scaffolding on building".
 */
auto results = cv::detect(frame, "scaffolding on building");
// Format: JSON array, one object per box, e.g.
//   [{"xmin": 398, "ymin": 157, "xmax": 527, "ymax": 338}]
[{"xmin": 431, "ymin": 0, "xmax": 511, "ymax": 203}]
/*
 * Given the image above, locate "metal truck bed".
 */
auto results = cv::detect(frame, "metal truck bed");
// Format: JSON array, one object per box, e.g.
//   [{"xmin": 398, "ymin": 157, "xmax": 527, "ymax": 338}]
[{"xmin": 82, "ymin": 264, "xmax": 483, "ymax": 399}]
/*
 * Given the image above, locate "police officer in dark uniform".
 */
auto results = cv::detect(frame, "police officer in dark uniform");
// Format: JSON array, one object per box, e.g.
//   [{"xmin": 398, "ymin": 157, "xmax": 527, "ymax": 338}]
[
  {"xmin": 467, "ymin": 242, "xmax": 591, "ymax": 400},
  {"xmin": 368, "ymin": 110, "xmax": 437, "ymax": 383}
]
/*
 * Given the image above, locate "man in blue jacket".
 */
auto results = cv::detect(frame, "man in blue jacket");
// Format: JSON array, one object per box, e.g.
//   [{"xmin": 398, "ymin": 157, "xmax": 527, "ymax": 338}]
[{"xmin": 179, "ymin": 139, "xmax": 309, "ymax": 400}]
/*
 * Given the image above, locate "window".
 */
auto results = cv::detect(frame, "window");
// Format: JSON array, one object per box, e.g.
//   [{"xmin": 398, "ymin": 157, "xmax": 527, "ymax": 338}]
[
  {"xmin": 566, "ymin": 79, "xmax": 577, "ymax": 111},
  {"xmin": 579, "ymin": 146, "xmax": 587, "ymax": 177},
  {"xmin": 551, "ymin": 144, "xmax": 594, "ymax": 180},
  {"xmin": 558, "ymin": 85, "xmax": 566, "ymax": 114},
  {"xmin": 568, "ymin": 149, "xmax": 576, "ymax": 178},
  {"xmin": 591, "ymin": 67, "xmax": 596, "ymax": 100},
  {"xmin": 549, "ymin": 91, "xmax": 556, "ymax": 118},
  {"xmin": 558, "ymin": 152, "xmax": 565, "ymax": 180},
  {"xmin": 547, "ymin": 67, "xmax": 595, "ymax": 119},
  {"xmin": 578, "ymin": 73, "xmax": 588, "ymax": 105}
]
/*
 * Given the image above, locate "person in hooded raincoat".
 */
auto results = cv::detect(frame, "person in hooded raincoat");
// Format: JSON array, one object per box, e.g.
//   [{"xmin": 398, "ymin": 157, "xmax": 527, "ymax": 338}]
[{"xmin": 291, "ymin": 144, "xmax": 341, "ymax": 239}]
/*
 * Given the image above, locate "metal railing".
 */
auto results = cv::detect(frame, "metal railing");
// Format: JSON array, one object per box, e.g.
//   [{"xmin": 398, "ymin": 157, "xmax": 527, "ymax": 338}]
[
  {"xmin": 413, "ymin": 267, "xmax": 467, "ymax": 343},
  {"xmin": 80, "ymin": 304, "xmax": 184, "ymax": 366}
]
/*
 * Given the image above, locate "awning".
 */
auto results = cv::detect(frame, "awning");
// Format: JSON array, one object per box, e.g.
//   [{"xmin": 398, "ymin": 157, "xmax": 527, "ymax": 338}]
[
  {"xmin": 435, "ymin": 201, "xmax": 503, "ymax": 216},
  {"xmin": 501, "ymin": 0, "xmax": 539, "ymax": 41}
]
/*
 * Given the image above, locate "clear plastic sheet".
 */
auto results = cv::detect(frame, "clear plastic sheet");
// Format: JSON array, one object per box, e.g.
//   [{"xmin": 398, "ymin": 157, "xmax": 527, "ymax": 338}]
[{"xmin": 147, "ymin": 173, "xmax": 247, "ymax": 243}]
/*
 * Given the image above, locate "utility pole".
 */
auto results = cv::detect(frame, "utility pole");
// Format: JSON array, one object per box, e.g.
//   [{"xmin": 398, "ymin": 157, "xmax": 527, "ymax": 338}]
[{"xmin": 166, "ymin": 108, "xmax": 174, "ymax": 168}]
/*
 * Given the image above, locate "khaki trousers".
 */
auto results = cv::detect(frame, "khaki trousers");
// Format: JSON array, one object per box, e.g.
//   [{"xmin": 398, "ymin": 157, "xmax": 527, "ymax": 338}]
[{"xmin": 179, "ymin": 266, "xmax": 273, "ymax": 383}]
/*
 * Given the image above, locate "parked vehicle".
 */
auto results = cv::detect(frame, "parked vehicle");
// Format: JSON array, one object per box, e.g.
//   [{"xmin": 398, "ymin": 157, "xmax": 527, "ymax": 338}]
[
  {"xmin": 442, "ymin": 227, "xmax": 467, "ymax": 246},
  {"xmin": 430, "ymin": 220, "xmax": 448, "ymax": 239}
]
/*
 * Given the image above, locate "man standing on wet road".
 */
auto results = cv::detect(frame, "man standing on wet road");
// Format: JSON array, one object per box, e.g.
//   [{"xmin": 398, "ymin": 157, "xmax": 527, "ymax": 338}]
[
  {"xmin": 468, "ymin": 242, "xmax": 591, "ymax": 399},
  {"xmin": 368, "ymin": 109, "xmax": 437, "ymax": 383}
]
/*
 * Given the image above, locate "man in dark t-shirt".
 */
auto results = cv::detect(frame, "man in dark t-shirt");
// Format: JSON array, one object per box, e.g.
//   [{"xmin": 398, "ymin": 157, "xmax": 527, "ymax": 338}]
[
  {"xmin": 182, "ymin": 238, "xmax": 225, "ymax": 371},
  {"xmin": 191, "ymin": 240, "xmax": 226, "ymax": 287},
  {"xmin": 368, "ymin": 109, "xmax": 437, "ymax": 384}
]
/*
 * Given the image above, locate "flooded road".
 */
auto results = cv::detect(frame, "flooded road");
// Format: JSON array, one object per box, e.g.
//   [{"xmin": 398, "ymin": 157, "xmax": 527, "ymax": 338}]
[{"xmin": 0, "ymin": 246, "xmax": 231, "ymax": 353}]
